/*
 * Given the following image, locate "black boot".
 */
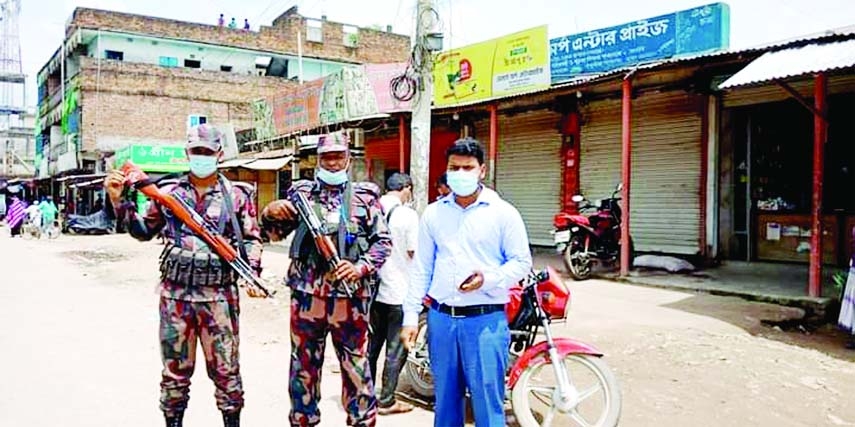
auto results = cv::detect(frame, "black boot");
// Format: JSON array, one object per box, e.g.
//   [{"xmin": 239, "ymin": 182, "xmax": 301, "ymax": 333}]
[
  {"xmin": 222, "ymin": 410, "xmax": 240, "ymax": 427},
  {"xmin": 846, "ymin": 336, "xmax": 855, "ymax": 350},
  {"xmin": 164, "ymin": 411, "xmax": 184, "ymax": 427}
]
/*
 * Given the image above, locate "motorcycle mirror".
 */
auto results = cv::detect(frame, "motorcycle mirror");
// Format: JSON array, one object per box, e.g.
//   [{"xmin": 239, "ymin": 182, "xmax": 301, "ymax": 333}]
[
  {"xmin": 571, "ymin": 195, "xmax": 584, "ymax": 203},
  {"xmin": 616, "ymin": 183, "xmax": 623, "ymax": 191}
]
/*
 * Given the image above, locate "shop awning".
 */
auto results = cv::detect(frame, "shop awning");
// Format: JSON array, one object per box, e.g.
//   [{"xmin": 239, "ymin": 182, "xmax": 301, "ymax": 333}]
[
  {"xmin": 719, "ymin": 39, "xmax": 855, "ymax": 89},
  {"xmin": 218, "ymin": 158, "xmax": 255, "ymax": 169},
  {"xmin": 241, "ymin": 156, "xmax": 293, "ymax": 171},
  {"xmin": 69, "ymin": 178, "xmax": 105, "ymax": 189}
]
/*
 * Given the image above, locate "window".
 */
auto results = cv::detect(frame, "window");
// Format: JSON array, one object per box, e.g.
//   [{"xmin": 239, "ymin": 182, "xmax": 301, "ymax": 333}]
[
  {"xmin": 159, "ymin": 56, "xmax": 178, "ymax": 68},
  {"xmin": 220, "ymin": 65, "xmax": 233, "ymax": 72},
  {"xmin": 184, "ymin": 59, "xmax": 201, "ymax": 69},
  {"xmin": 105, "ymin": 50, "xmax": 123, "ymax": 61},
  {"xmin": 343, "ymin": 25, "xmax": 359, "ymax": 48},
  {"xmin": 306, "ymin": 19, "xmax": 323, "ymax": 43}
]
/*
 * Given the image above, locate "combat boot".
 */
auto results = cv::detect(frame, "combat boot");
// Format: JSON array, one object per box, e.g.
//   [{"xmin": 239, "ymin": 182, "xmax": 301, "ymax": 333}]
[
  {"xmin": 222, "ymin": 410, "xmax": 240, "ymax": 427},
  {"xmin": 164, "ymin": 411, "xmax": 183, "ymax": 427}
]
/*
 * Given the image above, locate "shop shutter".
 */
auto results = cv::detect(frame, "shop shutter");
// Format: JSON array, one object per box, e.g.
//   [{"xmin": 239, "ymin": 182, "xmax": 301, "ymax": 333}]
[
  {"xmin": 580, "ymin": 91, "xmax": 704, "ymax": 254},
  {"xmin": 494, "ymin": 109, "xmax": 563, "ymax": 246}
]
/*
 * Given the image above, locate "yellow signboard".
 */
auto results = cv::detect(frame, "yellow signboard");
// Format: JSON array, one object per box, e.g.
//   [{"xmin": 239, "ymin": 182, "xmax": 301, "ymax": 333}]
[{"xmin": 433, "ymin": 26, "xmax": 550, "ymax": 107}]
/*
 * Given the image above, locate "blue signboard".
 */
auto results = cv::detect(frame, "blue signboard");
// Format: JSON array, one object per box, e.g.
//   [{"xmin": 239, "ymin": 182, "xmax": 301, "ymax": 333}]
[{"xmin": 550, "ymin": 2, "xmax": 730, "ymax": 82}]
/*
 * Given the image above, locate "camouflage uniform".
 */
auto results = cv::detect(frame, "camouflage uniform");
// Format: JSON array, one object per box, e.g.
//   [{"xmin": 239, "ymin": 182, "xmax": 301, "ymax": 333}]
[
  {"xmin": 263, "ymin": 178, "xmax": 392, "ymax": 427},
  {"xmin": 116, "ymin": 174, "xmax": 262, "ymax": 418}
]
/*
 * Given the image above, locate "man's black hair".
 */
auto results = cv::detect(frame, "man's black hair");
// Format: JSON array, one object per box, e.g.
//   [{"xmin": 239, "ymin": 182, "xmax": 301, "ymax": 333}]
[
  {"xmin": 445, "ymin": 137, "xmax": 485, "ymax": 165},
  {"xmin": 386, "ymin": 172, "xmax": 413, "ymax": 191}
]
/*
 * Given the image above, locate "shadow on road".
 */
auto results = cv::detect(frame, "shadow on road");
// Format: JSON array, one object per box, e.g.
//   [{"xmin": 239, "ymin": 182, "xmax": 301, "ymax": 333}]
[{"xmin": 661, "ymin": 292, "xmax": 855, "ymax": 363}]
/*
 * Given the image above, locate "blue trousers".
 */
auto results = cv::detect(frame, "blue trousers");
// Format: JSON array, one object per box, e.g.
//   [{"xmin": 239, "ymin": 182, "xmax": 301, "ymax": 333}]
[{"xmin": 427, "ymin": 308, "xmax": 510, "ymax": 427}]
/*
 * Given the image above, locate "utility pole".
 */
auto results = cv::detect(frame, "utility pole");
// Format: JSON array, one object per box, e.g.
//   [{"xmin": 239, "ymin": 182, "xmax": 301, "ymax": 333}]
[{"xmin": 410, "ymin": 0, "xmax": 435, "ymax": 213}]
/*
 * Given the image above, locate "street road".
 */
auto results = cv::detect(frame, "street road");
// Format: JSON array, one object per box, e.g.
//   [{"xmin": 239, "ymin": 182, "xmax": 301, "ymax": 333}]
[{"xmin": 1, "ymin": 232, "xmax": 853, "ymax": 426}]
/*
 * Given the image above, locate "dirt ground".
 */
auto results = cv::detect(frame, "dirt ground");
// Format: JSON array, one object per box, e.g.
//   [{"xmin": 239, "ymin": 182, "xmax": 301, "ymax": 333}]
[{"xmin": 1, "ymin": 231, "xmax": 854, "ymax": 426}]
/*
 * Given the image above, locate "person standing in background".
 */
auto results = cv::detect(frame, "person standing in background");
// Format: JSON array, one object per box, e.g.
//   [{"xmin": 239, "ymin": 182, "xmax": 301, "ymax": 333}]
[
  {"xmin": 435, "ymin": 172, "xmax": 451, "ymax": 200},
  {"xmin": 6, "ymin": 194, "xmax": 25, "ymax": 237},
  {"xmin": 839, "ymin": 226, "xmax": 855, "ymax": 350},
  {"xmin": 368, "ymin": 173, "xmax": 418, "ymax": 415}
]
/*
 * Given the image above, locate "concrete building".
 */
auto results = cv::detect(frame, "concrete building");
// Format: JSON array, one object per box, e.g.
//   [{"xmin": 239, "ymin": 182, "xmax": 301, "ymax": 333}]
[
  {"xmin": 34, "ymin": 6, "xmax": 409, "ymax": 179},
  {"xmin": 0, "ymin": 112, "xmax": 35, "ymax": 178}
]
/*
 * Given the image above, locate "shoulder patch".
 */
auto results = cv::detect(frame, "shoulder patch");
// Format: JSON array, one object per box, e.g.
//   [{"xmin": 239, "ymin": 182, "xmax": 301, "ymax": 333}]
[
  {"xmin": 353, "ymin": 181, "xmax": 381, "ymax": 199},
  {"xmin": 289, "ymin": 179, "xmax": 315, "ymax": 194}
]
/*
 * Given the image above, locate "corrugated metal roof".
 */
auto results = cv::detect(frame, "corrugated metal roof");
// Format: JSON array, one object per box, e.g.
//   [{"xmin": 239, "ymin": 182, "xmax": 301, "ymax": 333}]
[
  {"xmin": 241, "ymin": 156, "xmax": 292, "ymax": 171},
  {"xmin": 719, "ymin": 39, "xmax": 855, "ymax": 89}
]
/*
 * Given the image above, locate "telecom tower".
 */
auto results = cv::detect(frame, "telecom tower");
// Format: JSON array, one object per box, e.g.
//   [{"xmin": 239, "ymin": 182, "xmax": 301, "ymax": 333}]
[
  {"xmin": 0, "ymin": 0, "xmax": 23, "ymax": 117},
  {"xmin": 0, "ymin": 0, "xmax": 27, "ymax": 177}
]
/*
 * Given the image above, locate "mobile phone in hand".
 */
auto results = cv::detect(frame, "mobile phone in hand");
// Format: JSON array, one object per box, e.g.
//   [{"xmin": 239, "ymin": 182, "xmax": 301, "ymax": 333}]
[{"xmin": 459, "ymin": 273, "xmax": 478, "ymax": 290}]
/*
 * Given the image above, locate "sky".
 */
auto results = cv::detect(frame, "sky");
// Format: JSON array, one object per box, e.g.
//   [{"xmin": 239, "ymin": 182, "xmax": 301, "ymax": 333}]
[{"xmin": 15, "ymin": 0, "xmax": 855, "ymax": 109}]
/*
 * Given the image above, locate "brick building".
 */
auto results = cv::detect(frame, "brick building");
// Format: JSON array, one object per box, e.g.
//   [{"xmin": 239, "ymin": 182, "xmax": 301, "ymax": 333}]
[{"xmin": 35, "ymin": 6, "xmax": 409, "ymax": 179}]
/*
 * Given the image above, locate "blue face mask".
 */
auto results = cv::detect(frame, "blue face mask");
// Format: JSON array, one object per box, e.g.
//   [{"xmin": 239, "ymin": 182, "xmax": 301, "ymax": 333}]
[
  {"xmin": 317, "ymin": 167, "xmax": 349, "ymax": 186},
  {"xmin": 446, "ymin": 170, "xmax": 480, "ymax": 196},
  {"xmin": 188, "ymin": 155, "xmax": 218, "ymax": 178}
]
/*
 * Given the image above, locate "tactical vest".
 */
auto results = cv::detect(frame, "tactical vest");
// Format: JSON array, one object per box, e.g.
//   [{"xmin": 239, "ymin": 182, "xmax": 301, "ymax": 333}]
[{"xmin": 158, "ymin": 175, "xmax": 248, "ymax": 288}]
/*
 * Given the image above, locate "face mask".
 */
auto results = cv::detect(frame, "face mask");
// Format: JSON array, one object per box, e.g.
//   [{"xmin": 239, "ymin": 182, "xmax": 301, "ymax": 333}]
[
  {"xmin": 317, "ymin": 167, "xmax": 349, "ymax": 186},
  {"xmin": 446, "ymin": 170, "xmax": 480, "ymax": 197},
  {"xmin": 188, "ymin": 155, "xmax": 218, "ymax": 178}
]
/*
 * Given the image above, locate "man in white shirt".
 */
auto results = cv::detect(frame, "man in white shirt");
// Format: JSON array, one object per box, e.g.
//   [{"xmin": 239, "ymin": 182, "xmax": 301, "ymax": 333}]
[{"xmin": 368, "ymin": 172, "xmax": 419, "ymax": 415}]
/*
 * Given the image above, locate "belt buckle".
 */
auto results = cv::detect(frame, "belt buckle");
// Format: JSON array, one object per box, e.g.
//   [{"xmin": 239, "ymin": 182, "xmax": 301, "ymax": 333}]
[{"xmin": 450, "ymin": 306, "xmax": 464, "ymax": 318}]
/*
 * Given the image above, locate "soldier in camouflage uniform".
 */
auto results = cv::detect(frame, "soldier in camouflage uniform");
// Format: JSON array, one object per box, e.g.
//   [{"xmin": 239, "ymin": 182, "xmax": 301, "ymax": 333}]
[
  {"xmin": 261, "ymin": 131, "xmax": 392, "ymax": 427},
  {"xmin": 104, "ymin": 124, "xmax": 264, "ymax": 427}
]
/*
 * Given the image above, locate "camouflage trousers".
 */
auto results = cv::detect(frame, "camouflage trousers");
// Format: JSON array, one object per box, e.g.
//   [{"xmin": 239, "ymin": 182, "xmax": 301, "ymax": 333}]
[
  {"xmin": 289, "ymin": 290, "xmax": 376, "ymax": 427},
  {"xmin": 159, "ymin": 296, "xmax": 243, "ymax": 416}
]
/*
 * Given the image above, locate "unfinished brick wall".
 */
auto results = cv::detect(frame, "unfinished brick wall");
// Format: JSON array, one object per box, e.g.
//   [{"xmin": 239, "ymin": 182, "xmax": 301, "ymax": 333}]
[
  {"xmin": 70, "ymin": 8, "xmax": 410, "ymax": 65},
  {"xmin": 77, "ymin": 57, "xmax": 296, "ymax": 153}
]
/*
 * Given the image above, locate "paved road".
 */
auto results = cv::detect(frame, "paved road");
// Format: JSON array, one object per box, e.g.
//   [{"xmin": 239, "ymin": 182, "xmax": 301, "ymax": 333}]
[{"xmin": 1, "ymin": 232, "xmax": 854, "ymax": 426}]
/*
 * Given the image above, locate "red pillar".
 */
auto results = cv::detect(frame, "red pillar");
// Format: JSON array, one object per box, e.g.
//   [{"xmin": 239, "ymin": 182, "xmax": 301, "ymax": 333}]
[
  {"xmin": 489, "ymin": 104, "xmax": 498, "ymax": 188},
  {"xmin": 398, "ymin": 115, "xmax": 406, "ymax": 173},
  {"xmin": 809, "ymin": 73, "xmax": 828, "ymax": 297},
  {"xmin": 620, "ymin": 78, "xmax": 633, "ymax": 277}
]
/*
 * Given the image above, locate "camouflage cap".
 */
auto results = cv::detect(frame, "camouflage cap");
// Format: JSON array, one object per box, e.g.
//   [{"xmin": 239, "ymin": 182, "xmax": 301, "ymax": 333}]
[
  {"xmin": 187, "ymin": 123, "xmax": 223, "ymax": 151},
  {"xmin": 317, "ymin": 131, "xmax": 350, "ymax": 154}
]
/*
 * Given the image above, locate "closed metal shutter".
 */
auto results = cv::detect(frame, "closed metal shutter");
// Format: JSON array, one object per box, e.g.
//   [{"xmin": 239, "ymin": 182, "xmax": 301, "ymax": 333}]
[
  {"xmin": 493, "ymin": 109, "xmax": 563, "ymax": 246},
  {"xmin": 580, "ymin": 91, "xmax": 704, "ymax": 254}
]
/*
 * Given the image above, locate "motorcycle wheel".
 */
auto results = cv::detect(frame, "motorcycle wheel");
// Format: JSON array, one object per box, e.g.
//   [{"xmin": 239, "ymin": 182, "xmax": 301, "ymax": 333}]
[
  {"xmin": 564, "ymin": 235, "xmax": 592, "ymax": 281},
  {"xmin": 400, "ymin": 314, "xmax": 434, "ymax": 398},
  {"xmin": 512, "ymin": 354, "xmax": 621, "ymax": 427}
]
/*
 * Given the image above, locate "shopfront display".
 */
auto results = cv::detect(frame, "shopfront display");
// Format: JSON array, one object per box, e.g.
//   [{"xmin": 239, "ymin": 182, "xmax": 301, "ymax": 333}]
[{"xmin": 723, "ymin": 91, "xmax": 855, "ymax": 266}]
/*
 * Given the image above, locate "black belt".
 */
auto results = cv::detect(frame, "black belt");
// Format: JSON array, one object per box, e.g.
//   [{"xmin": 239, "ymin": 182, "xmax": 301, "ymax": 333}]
[{"xmin": 428, "ymin": 298, "xmax": 504, "ymax": 318}]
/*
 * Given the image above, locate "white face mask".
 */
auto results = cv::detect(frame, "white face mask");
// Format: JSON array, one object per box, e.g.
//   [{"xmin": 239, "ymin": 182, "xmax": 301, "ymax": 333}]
[
  {"xmin": 446, "ymin": 170, "xmax": 480, "ymax": 196},
  {"xmin": 188, "ymin": 155, "xmax": 218, "ymax": 178}
]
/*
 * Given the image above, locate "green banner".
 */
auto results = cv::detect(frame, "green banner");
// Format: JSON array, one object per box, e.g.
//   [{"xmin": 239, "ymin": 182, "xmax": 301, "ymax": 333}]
[{"xmin": 115, "ymin": 144, "xmax": 189, "ymax": 173}]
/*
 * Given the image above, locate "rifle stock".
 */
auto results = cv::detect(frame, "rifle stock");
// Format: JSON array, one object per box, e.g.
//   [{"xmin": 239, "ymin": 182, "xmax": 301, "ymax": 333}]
[{"xmin": 120, "ymin": 161, "xmax": 272, "ymax": 297}]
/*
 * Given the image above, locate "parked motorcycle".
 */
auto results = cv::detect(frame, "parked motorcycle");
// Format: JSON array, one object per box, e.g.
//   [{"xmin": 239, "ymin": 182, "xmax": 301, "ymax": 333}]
[
  {"xmin": 64, "ymin": 209, "xmax": 116, "ymax": 235},
  {"xmin": 401, "ymin": 267, "xmax": 622, "ymax": 427},
  {"xmin": 552, "ymin": 183, "xmax": 633, "ymax": 280}
]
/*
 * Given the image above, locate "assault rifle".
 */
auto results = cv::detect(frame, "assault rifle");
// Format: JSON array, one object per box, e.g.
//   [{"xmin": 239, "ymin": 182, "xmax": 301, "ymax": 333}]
[
  {"xmin": 120, "ymin": 161, "xmax": 273, "ymax": 298},
  {"xmin": 289, "ymin": 191, "xmax": 357, "ymax": 297}
]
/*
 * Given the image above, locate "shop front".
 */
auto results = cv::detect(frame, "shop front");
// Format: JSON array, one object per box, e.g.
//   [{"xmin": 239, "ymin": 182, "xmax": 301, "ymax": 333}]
[{"xmin": 718, "ymin": 80, "xmax": 855, "ymax": 267}]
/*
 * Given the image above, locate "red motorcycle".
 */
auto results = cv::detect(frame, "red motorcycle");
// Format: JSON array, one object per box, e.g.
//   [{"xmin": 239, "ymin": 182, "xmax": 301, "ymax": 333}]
[
  {"xmin": 401, "ymin": 267, "xmax": 622, "ymax": 427},
  {"xmin": 553, "ymin": 184, "xmax": 633, "ymax": 280}
]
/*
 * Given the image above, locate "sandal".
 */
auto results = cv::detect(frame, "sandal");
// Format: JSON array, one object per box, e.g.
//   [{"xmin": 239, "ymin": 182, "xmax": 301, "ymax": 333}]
[{"xmin": 378, "ymin": 401, "xmax": 414, "ymax": 415}]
